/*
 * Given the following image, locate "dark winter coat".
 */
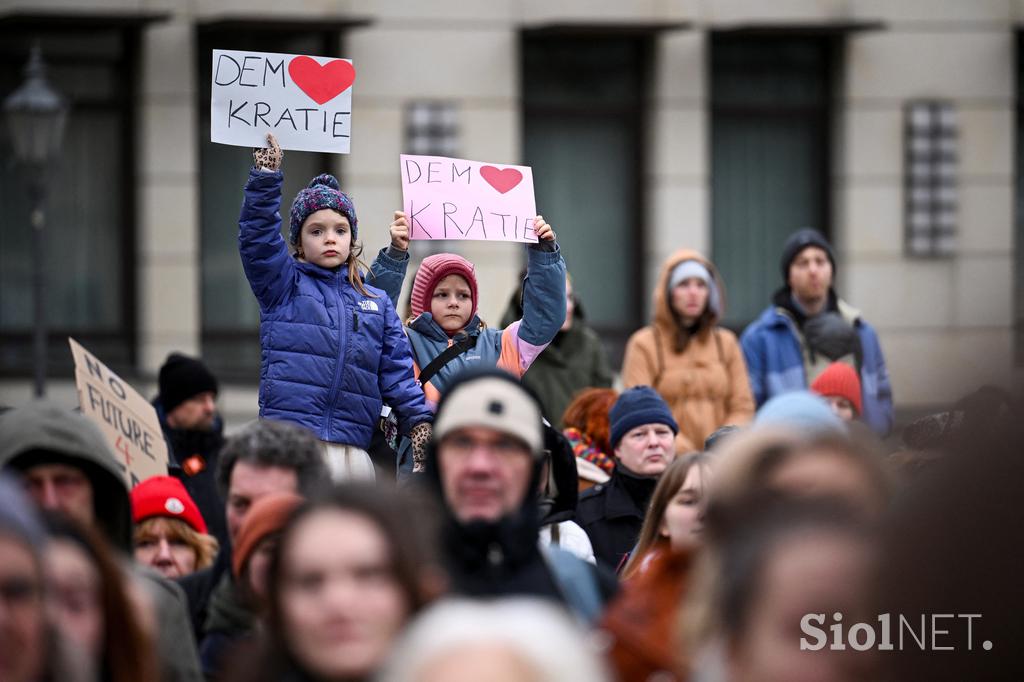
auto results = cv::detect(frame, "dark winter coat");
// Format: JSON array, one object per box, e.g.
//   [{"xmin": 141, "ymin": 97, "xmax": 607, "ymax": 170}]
[
  {"xmin": 577, "ymin": 465, "xmax": 659, "ymax": 571},
  {"xmin": 422, "ymin": 372, "xmax": 616, "ymax": 621},
  {"xmin": 239, "ymin": 169, "xmax": 431, "ymax": 447},
  {"xmin": 177, "ymin": 548, "xmax": 230, "ymax": 642},
  {"xmin": 153, "ymin": 398, "xmax": 228, "ymax": 549},
  {"xmin": 199, "ymin": 571, "xmax": 257, "ymax": 679}
]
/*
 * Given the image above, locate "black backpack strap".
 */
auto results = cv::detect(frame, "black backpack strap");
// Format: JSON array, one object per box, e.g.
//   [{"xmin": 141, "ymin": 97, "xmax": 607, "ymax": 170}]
[{"xmin": 418, "ymin": 336, "xmax": 476, "ymax": 386}]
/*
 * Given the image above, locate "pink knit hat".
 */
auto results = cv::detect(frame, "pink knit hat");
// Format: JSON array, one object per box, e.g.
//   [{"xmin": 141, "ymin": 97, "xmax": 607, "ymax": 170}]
[{"xmin": 410, "ymin": 253, "xmax": 479, "ymax": 319}]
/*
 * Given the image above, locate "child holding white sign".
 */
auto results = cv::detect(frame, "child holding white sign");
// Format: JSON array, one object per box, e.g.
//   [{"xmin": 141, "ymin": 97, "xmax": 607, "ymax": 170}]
[
  {"xmin": 240, "ymin": 133, "xmax": 432, "ymax": 479},
  {"xmin": 401, "ymin": 222, "xmax": 566, "ymax": 472}
]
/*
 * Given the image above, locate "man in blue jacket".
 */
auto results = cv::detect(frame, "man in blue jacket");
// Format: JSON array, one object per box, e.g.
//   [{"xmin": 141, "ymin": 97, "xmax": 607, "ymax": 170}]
[{"xmin": 740, "ymin": 229, "xmax": 894, "ymax": 436}]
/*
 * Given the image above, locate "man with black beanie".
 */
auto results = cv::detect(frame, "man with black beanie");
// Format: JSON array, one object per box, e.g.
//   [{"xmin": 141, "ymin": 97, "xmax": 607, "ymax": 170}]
[
  {"xmin": 739, "ymin": 228, "xmax": 893, "ymax": 436},
  {"xmin": 154, "ymin": 352, "xmax": 228, "ymax": 548}
]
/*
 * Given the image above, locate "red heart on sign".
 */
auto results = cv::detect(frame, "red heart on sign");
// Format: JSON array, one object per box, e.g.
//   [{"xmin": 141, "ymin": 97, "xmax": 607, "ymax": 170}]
[
  {"xmin": 288, "ymin": 56, "xmax": 356, "ymax": 105},
  {"xmin": 480, "ymin": 166, "xmax": 523, "ymax": 194}
]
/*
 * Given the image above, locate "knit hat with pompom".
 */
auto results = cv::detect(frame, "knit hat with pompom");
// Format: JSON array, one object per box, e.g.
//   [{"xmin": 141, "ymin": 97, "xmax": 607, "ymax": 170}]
[{"xmin": 288, "ymin": 173, "xmax": 358, "ymax": 246}]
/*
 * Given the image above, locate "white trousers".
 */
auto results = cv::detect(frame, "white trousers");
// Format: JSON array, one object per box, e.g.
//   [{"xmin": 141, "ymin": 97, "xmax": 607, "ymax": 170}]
[{"xmin": 321, "ymin": 441, "xmax": 375, "ymax": 481}]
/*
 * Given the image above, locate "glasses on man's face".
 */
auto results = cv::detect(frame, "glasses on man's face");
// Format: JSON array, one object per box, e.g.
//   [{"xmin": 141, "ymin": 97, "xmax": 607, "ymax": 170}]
[{"xmin": 441, "ymin": 433, "xmax": 530, "ymax": 460}]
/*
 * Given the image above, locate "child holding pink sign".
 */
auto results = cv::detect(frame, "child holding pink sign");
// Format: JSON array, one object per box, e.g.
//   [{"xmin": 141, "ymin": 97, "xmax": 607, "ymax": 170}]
[
  {"xmin": 401, "ymin": 219, "xmax": 566, "ymax": 472},
  {"xmin": 239, "ymin": 133, "xmax": 432, "ymax": 480}
]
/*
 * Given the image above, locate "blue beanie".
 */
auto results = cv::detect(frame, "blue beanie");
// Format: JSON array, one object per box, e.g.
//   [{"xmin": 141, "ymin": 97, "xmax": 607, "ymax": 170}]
[
  {"xmin": 754, "ymin": 390, "xmax": 846, "ymax": 435},
  {"xmin": 609, "ymin": 386, "xmax": 678, "ymax": 449},
  {"xmin": 288, "ymin": 173, "xmax": 358, "ymax": 246}
]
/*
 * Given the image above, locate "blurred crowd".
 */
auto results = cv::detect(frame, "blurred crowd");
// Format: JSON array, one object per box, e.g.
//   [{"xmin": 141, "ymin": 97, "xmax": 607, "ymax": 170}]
[{"xmin": 0, "ymin": 159, "xmax": 1018, "ymax": 681}]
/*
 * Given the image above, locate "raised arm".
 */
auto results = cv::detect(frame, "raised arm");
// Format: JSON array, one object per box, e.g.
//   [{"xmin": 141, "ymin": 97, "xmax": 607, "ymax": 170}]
[
  {"xmin": 238, "ymin": 134, "xmax": 295, "ymax": 311},
  {"xmin": 512, "ymin": 216, "xmax": 567, "ymax": 373},
  {"xmin": 378, "ymin": 297, "xmax": 432, "ymax": 433},
  {"xmin": 366, "ymin": 211, "xmax": 412, "ymax": 309}
]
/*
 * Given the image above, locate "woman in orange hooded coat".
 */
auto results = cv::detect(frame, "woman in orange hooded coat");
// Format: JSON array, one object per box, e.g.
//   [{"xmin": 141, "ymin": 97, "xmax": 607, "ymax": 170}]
[{"xmin": 621, "ymin": 250, "xmax": 754, "ymax": 453}]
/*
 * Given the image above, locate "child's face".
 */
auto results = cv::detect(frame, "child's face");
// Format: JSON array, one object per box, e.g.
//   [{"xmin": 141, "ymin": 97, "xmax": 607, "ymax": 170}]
[
  {"xmin": 824, "ymin": 395, "xmax": 857, "ymax": 422},
  {"xmin": 300, "ymin": 209, "xmax": 351, "ymax": 268},
  {"xmin": 431, "ymin": 274, "xmax": 473, "ymax": 332}
]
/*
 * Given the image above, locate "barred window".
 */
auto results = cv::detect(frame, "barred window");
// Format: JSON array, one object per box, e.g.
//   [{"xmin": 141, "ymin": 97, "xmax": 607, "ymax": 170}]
[{"xmin": 904, "ymin": 100, "xmax": 958, "ymax": 257}]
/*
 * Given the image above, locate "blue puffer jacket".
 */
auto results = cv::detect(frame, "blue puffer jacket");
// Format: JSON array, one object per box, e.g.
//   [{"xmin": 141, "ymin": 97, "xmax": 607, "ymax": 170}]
[
  {"xmin": 406, "ymin": 245, "xmax": 566, "ymax": 408},
  {"xmin": 740, "ymin": 298, "xmax": 894, "ymax": 436},
  {"xmin": 239, "ymin": 169, "xmax": 431, "ymax": 446}
]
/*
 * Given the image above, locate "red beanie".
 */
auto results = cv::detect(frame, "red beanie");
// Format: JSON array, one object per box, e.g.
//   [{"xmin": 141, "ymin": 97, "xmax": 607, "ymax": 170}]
[
  {"xmin": 130, "ymin": 476, "xmax": 207, "ymax": 534},
  {"xmin": 810, "ymin": 362, "xmax": 863, "ymax": 416},
  {"xmin": 233, "ymin": 492, "xmax": 304, "ymax": 580},
  {"xmin": 410, "ymin": 253, "xmax": 478, "ymax": 319}
]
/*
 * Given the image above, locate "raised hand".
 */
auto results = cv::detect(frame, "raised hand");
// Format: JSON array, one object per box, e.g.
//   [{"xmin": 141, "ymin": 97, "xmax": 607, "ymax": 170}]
[
  {"xmin": 410, "ymin": 421, "xmax": 432, "ymax": 473},
  {"xmin": 252, "ymin": 132, "xmax": 283, "ymax": 171},
  {"xmin": 534, "ymin": 215, "xmax": 555, "ymax": 242},
  {"xmin": 390, "ymin": 210, "xmax": 410, "ymax": 251}
]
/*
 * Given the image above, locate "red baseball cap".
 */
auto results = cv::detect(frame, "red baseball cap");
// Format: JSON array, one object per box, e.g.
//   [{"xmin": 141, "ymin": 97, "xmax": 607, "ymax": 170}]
[{"xmin": 130, "ymin": 475, "xmax": 207, "ymax": 534}]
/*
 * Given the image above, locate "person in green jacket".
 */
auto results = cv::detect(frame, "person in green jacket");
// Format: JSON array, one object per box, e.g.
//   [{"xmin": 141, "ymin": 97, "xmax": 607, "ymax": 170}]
[{"xmin": 501, "ymin": 270, "xmax": 614, "ymax": 428}]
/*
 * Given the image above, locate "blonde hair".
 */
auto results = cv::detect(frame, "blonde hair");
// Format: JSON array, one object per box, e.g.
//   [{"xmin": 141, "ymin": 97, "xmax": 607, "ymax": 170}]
[
  {"xmin": 378, "ymin": 598, "xmax": 612, "ymax": 682},
  {"xmin": 133, "ymin": 517, "xmax": 219, "ymax": 571}
]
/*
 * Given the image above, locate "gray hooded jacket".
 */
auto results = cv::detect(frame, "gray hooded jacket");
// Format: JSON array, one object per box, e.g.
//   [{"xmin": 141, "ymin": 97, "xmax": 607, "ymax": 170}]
[{"xmin": 0, "ymin": 401, "xmax": 203, "ymax": 682}]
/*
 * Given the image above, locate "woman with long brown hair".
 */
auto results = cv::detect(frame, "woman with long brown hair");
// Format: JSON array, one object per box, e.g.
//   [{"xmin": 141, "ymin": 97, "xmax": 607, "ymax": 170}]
[
  {"xmin": 44, "ymin": 513, "xmax": 158, "ymax": 682},
  {"xmin": 227, "ymin": 484, "xmax": 442, "ymax": 682},
  {"xmin": 622, "ymin": 250, "xmax": 754, "ymax": 453},
  {"xmin": 621, "ymin": 453, "xmax": 710, "ymax": 580},
  {"xmin": 599, "ymin": 453, "xmax": 711, "ymax": 682}
]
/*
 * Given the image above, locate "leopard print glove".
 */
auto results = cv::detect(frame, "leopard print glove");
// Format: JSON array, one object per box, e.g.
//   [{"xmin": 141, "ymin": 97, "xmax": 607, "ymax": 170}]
[
  {"xmin": 252, "ymin": 133, "xmax": 283, "ymax": 171},
  {"xmin": 409, "ymin": 422, "xmax": 432, "ymax": 473}
]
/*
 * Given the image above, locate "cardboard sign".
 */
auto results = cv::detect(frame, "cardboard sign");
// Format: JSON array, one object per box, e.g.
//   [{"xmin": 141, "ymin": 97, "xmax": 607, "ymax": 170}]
[
  {"xmin": 400, "ymin": 154, "xmax": 538, "ymax": 242},
  {"xmin": 68, "ymin": 338, "xmax": 169, "ymax": 488},
  {"xmin": 211, "ymin": 49, "xmax": 355, "ymax": 154}
]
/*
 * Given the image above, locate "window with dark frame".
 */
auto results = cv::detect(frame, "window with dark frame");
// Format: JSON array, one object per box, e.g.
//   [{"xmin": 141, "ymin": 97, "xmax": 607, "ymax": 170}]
[
  {"xmin": 710, "ymin": 34, "xmax": 835, "ymax": 330},
  {"xmin": 197, "ymin": 27, "xmax": 338, "ymax": 382},
  {"xmin": 0, "ymin": 25, "xmax": 138, "ymax": 378},
  {"xmin": 521, "ymin": 33, "xmax": 650, "ymax": 366}
]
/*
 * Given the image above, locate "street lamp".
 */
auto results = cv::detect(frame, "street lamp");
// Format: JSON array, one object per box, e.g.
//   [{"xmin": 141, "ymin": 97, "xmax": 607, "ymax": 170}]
[{"xmin": 3, "ymin": 43, "xmax": 68, "ymax": 397}]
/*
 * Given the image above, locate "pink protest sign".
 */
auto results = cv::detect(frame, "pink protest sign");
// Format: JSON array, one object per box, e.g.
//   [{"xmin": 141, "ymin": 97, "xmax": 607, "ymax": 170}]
[{"xmin": 400, "ymin": 154, "xmax": 537, "ymax": 243}]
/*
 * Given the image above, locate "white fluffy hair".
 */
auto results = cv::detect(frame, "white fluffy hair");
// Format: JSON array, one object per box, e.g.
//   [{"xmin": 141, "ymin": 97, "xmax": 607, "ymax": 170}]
[{"xmin": 376, "ymin": 597, "xmax": 612, "ymax": 682}]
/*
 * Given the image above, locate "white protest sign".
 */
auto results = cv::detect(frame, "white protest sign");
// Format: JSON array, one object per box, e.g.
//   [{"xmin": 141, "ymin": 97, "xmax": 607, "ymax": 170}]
[
  {"xmin": 68, "ymin": 338, "xmax": 169, "ymax": 488},
  {"xmin": 211, "ymin": 49, "xmax": 355, "ymax": 153},
  {"xmin": 400, "ymin": 154, "xmax": 538, "ymax": 243}
]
